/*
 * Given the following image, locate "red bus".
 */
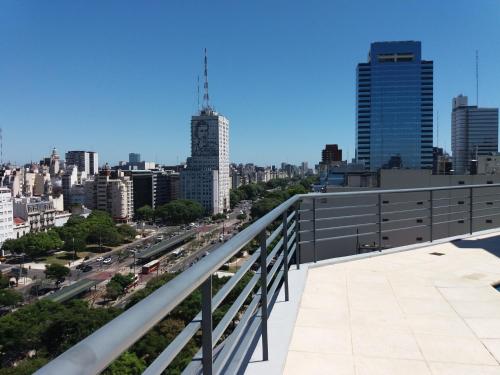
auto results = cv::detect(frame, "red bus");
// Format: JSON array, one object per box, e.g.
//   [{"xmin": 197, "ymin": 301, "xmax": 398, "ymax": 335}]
[{"xmin": 141, "ymin": 259, "xmax": 160, "ymax": 274}]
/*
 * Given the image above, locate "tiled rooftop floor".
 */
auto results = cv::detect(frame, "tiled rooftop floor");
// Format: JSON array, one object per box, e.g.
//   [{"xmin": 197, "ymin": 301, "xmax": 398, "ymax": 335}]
[{"xmin": 284, "ymin": 233, "xmax": 500, "ymax": 375}]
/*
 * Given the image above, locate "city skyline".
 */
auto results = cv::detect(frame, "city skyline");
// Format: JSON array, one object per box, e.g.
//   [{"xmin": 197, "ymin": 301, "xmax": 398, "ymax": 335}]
[{"xmin": 1, "ymin": 1, "xmax": 500, "ymax": 166}]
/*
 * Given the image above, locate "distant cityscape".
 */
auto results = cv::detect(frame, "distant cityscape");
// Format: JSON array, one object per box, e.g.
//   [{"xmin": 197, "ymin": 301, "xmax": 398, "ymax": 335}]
[{"xmin": 0, "ymin": 40, "xmax": 499, "ymax": 253}]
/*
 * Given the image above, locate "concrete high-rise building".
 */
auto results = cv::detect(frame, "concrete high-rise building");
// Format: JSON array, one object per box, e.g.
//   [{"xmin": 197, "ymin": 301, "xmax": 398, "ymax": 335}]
[
  {"xmin": 0, "ymin": 187, "xmax": 14, "ymax": 254},
  {"xmin": 451, "ymin": 94, "xmax": 499, "ymax": 174},
  {"xmin": 356, "ymin": 41, "xmax": 433, "ymax": 170},
  {"xmin": 180, "ymin": 50, "xmax": 230, "ymax": 215},
  {"xmin": 65, "ymin": 151, "xmax": 99, "ymax": 175},
  {"xmin": 84, "ymin": 165, "xmax": 133, "ymax": 222},
  {"xmin": 181, "ymin": 108, "xmax": 230, "ymax": 214},
  {"xmin": 322, "ymin": 144, "xmax": 343, "ymax": 163},
  {"xmin": 129, "ymin": 153, "xmax": 141, "ymax": 164}
]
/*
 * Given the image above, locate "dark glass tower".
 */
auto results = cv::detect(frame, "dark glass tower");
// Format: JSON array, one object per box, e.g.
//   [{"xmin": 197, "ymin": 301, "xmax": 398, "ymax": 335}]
[{"xmin": 356, "ymin": 41, "xmax": 433, "ymax": 170}]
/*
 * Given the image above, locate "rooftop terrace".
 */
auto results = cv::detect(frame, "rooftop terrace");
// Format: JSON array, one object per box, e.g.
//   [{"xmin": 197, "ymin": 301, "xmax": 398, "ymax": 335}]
[{"xmin": 253, "ymin": 231, "xmax": 500, "ymax": 374}]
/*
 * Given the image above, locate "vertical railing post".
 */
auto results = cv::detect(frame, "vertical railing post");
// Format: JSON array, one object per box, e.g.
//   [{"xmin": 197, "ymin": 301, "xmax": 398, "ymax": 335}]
[
  {"xmin": 469, "ymin": 187, "xmax": 473, "ymax": 235},
  {"xmin": 430, "ymin": 190, "xmax": 433, "ymax": 242},
  {"xmin": 378, "ymin": 193, "xmax": 382, "ymax": 250},
  {"xmin": 201, "ymin": 275, "xmax": 213, "ymax": 375},
  {"xmin": 282, "ymin": 211, "xmax": 289, "ymax": 302},
  {"xmin": 312, "ymin": 197, "xmax": 317, "ymax": 263},
  {"xmin": 295, "ymin": 203, "xmax": 300, "ymax": 270},
  {"xmin": 259, "ymin": 230, "xmax": 269, "ymax": 361}
]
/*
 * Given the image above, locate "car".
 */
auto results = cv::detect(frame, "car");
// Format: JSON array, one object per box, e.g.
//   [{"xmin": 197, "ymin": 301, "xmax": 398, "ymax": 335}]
[
  {"xmin": 103, "ymin": 258, "xmax": 112, "ymax": 265},
  {"xmin": 96, "ymin": 256, "xmax": 104, "ymax": 262},
  {"xmin": 82, "ymin": 265, "xmax": 93, "ymax": 272},
  {"xmin": 76, "ymin": 264, "xmax": 84, "ymax": 270}
]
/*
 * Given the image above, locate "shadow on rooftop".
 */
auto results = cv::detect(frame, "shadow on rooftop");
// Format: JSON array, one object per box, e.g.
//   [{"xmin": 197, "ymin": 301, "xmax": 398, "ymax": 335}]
[{"xmin": 450, "ymin": 234, "xmax": 500, "ymax": 258}]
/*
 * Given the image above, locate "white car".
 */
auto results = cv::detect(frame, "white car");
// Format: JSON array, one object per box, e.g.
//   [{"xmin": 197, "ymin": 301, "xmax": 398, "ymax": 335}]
[
  {"xmin": 103, "ymin": 258, "xmax": 112, "ymax": 264},
  {"xmin": 96, "ymin": 256, "xmax": 104, "ymax": 262}
]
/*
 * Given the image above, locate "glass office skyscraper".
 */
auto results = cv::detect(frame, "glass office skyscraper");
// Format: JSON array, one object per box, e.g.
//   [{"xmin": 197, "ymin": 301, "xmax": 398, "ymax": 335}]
[{"xmin": 356, "ymin": 41, "xmax": 433, "ymax": 170}]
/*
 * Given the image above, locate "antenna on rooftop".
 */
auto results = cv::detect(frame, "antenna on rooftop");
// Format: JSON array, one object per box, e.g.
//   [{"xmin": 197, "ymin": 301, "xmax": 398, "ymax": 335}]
[
  {"xmin": 203, "ymin": 48, "xmax": 210, "ymax": 110},
  {"xmin": 197, "ymin": 75, "xmax": 200, "ymax": 111},
  {"xmin": 476, "ymin": 50, "xmax": 479, "ymax": 106},
  {"xmin": 436, "ymin": 110, "xmax": 439, "ymax": 149},
  {"xmin": 0, "ymin": 128, "xmax": 3, "ymax": 166}
]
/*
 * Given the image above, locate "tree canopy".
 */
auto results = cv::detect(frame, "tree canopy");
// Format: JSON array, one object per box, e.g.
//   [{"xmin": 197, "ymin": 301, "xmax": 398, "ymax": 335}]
[
  {"xmin": 155, "ymin": 200, "xmax": 204, "ymax": 225},
  {"xmin": 44, "ymin": 263, "xmax": 70, "ymax": 283}
]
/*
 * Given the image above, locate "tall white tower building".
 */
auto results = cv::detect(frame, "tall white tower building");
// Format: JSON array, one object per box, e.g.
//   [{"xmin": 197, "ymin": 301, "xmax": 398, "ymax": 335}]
[{"xmin": 181, "ymin": 50, "xmax": 230, "ymax": 215}]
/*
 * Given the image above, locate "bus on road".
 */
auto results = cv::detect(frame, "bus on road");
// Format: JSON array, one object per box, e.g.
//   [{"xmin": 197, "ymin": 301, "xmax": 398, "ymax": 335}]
[{"xmin": 141, "ymin": 259, "xmax": 160, "ymax": 274}]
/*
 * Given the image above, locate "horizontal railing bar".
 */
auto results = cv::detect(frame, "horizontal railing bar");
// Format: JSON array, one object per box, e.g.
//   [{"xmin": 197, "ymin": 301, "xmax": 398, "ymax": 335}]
[
  {"xmin": 313, "ymin": 203, "xmax": 378, "ymax": 211},
  {"xmin": 304, "ymin": 183, "xmax": 500, "ymax": 198},
  {"xmin": 266, "ymin": 238, "xmax": 284, "ymax": 267},
  {"xmin": 211, "ymin": 274, "xmax": 260, "ymax": 347},
  {"xmin": 473, "ymin": 206, "xmax": 500, "ymax": 213},
  {"xmin": 381, "ymin": 224, "xmax": 429, "ymax": 233},
  {"xmin": 266, "ymin": 253, "xmax": 284, "ymax": 287},
  {"xmin": 383, "ymin": 207, "xmax": 429, "ymax": 215},
  {"xmin": 301, "ymin": 212, "xmax": 377, "ymax": 222},
  {"xmin": 434, "ymin": 218, "xmax": 468, "ymax": 225},
  {"xmin": 434, "ymin": 203, "xmax": 470, "ymax": 209},
  {"xmin": 312, "ymin": 222, "xmax": 377, "ymax": 232},
  {"xmin": 433, "ymin": 210, "xmax": 470, "ymax": 218},
  {"xmin": 473, "ymin": 213, "xmax": 500, "ymax": 220},
  {"xmin": 287, "ymin": 243, "xmax": 297, "ymax": 264},
  {"xmin": 308, "ymin": 231, "xmax": 378, "ymax": 243}
]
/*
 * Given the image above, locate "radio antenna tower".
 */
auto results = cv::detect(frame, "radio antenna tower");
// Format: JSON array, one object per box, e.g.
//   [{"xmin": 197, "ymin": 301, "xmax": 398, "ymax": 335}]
[
  {"xmin": 197, "ymin": 75, "xmax": 200, "ymax": 111},
  {"xmin": 0, "ymin": 128, "xmax": 3, "ymax": 166},
  {"xmin": 476, "ymin": 50, "xmax": 479, "ymax": 106},
  {"xmin": 203, "ymin": 48, "xmax": 211, "ymax": 110},
  {"xmin": 436, "ymin": 111, "xmax": 439, "ymax": 149}
]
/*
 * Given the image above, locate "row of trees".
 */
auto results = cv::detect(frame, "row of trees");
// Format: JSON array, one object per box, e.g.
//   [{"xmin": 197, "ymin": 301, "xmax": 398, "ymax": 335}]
[
  {"xmin": 230, "ymin": 176, "xmax": 318, "ymax": 220},
  {"xmin": 2, "ymin": 211, "xmax": 137, "ymax": 259},
  {"xmin": 0, "ymin": 269, "xmax": 253, "ymax": 374},
  {"xmin": 136, "ymin": 199, "xmax": 204, "ymax": 225}
]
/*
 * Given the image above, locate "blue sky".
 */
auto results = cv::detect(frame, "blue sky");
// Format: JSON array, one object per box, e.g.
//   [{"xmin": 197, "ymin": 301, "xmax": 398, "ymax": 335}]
[{"xmin": 1, "ymin": 0, "xmax": 499, "ymax": 167}]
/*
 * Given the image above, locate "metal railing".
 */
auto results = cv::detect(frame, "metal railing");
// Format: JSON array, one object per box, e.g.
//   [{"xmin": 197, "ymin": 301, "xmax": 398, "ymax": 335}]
[{"xmin": 37, "ymin": 183, "xmax": 500, "ymax": 375}]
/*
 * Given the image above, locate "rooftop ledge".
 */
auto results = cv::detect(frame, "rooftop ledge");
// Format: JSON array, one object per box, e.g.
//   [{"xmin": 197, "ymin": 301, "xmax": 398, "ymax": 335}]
[{"xmin": 246, "ymin": 228, "xmax": 500, "ymax": 375}]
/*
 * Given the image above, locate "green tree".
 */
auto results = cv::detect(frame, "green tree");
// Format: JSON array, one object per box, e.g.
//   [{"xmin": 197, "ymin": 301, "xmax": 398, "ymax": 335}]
[
  {"xmin": 135, "ymin": 205, "xmax": 154, "ymax": 222},
  {"xmin": 236, "ymin": 213, "xmax": 247, "ymax": 221},
  {"xmin": 105, "ymin": 281, "xmax": 123, "ymax": 301},
  {"xmin": 104, "ymin": 351, "xmax": 146, "ymax": 375},
  {"xmin": 156, "ymin": 200, "xmax": 204, "ymax": 225},
  {"xmin": 251, "ymin": 198, "xmax": 282, "ymax": 219},
  {"xmin": 0, "ymin": 357, "xmax": 49, "ymax": 375},
  {"xmin": 0, "ymin": 289, "xmax": 23, "ymax": 307},
  {"xmin": 3, "ymin": 231, "xmax": 63, "ymax": 259},
  {"xmin": 230, "ymin": 190, "xmax": 242, "ymax": 208},
  {"xmin": 44, "ymin": 263, "xmax": 70, "ymax": 283},
  {"xmin": 0, "ymin": 273, "xmax": 9, "ymax": 289},
  {"xmin": 117, "ymin": 224, "xmax": 137, "ymax": 240}
]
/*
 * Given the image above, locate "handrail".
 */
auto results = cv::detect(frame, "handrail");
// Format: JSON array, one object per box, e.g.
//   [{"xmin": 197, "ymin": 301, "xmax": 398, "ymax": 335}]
[
  {"xmin": 36, "ymin": 183, "xmax": 500, "ymax": 375},
  {"xmin": 36, "ymin": 195, "xmax": 300, "ymax": 375}
]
